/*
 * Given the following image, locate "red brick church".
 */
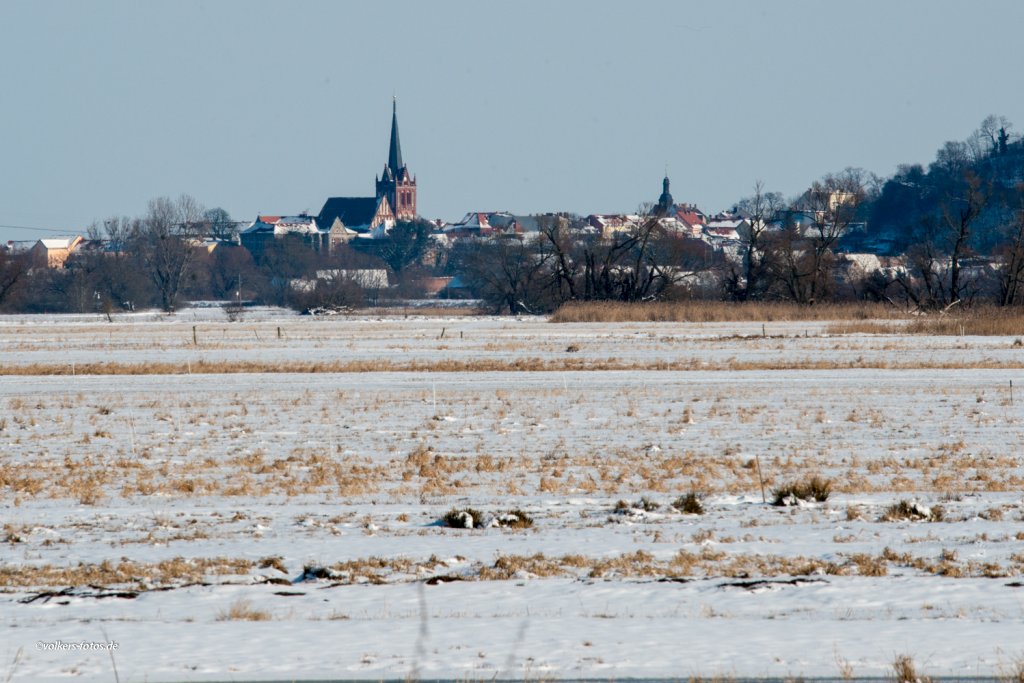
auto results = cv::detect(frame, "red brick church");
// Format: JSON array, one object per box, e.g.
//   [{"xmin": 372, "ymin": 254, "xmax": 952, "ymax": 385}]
[{"xmin": 318, "ymin": 99, "xmax": 418, "ymax": 238}]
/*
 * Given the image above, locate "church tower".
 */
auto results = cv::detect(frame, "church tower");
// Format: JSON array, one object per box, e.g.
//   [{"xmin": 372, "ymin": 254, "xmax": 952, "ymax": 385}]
[
  {"xmin": 655, "ymin": 175, "xmax": 675, "ymax": 217},
  {"xmin": 375, "ymin": 99, "xmax": 417, "ymax": 221}
]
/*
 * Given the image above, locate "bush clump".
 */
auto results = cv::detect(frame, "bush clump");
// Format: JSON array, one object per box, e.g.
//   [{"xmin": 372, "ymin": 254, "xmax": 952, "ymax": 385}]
[
  {"xmin": 671, "ymin": 492, "xmax": 705, "ymax": 515},
  {"xmin": 442, "ymin": 507, "xmax": 487, "ymax": 529},
  {"xmin": 881, "ymin": 499, "xmax": 943, "ymax": 522},
  {"xmin": 613, "ymin": 497, "xmax": 659, "ymax": 514},
  {"xmin": 442, "ymin": 508, "xmax": 534, "ymax": 529},
  {"xmin": 494, "ymin": 509, "xmax": 534, "ymax": 529},
  {"xmin": 771, "ymin": 475, "xmax": 832, "ymax": 506}
]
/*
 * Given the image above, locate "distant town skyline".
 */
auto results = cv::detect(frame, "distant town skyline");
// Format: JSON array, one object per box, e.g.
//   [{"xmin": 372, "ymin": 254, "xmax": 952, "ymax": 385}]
[{"xmin": 3, "ymin": 0, "xmax": 1024, "ymax": 242}]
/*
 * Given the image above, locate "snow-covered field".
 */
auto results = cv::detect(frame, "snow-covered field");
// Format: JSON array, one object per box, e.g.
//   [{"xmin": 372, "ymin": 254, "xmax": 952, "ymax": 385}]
[{"xmin": 2, "ymin": 308, "xmax": 1023, "ymax": 682}]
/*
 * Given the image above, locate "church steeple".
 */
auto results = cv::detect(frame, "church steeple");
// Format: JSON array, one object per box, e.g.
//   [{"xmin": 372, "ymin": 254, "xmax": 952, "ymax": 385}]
[
  {"xmin": 376, "ymin": 97, "xmax": 417, "ymax": 221},
  {"xmin": 656, "ymin": 175, "xmax": 675, "ymax": 216},
  {"xmin": 387, "ymin": 97, "xmax": 403, "ymax": 173}
]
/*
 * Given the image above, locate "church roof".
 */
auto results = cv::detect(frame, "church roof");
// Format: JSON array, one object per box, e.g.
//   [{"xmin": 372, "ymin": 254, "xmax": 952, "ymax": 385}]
[{"xmin": 318, "ymin": 197, "xmax": 382, "ymax": 231}]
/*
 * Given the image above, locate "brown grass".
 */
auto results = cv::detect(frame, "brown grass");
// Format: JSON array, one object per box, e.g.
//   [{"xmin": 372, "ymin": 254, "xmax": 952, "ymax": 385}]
[
  {"xmin": 550, "ymin": 301, "xmax": 904, "ymax": 324},
  {"xmin": 217, "ymin": 597, "xmax": 272, "ymax": 621},
  {"xmin": 892, "ymin": 654, "xmax": 931, "ymax": 683},
  {"xmin": 828, "ymin": 308, "xmax": 1024, "ymax": 336},
  {"xmin": 8, "ymin": 355, "xmax": 1024, "ymax": 376},
  {"xmin": 0, "ymin": 557, "xmax": 254, "ymax": 588}
]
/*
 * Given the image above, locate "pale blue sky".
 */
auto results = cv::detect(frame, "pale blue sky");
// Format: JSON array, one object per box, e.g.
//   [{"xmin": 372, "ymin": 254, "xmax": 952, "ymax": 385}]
[{"xmin": 2, "ymin": 0, "xmax": 1022, "ymax": 241}]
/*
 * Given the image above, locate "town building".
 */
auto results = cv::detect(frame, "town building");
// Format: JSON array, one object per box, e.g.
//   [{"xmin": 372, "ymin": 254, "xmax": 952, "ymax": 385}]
[{"xmin": 317, "ymin": 99, "xmax": 416, "ymax": 238}]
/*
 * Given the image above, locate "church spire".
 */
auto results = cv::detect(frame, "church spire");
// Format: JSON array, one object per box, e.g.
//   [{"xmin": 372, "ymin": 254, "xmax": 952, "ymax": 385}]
[{"xmin": 387, "ymin": 97, "xmax": 403, "ymax": 173}]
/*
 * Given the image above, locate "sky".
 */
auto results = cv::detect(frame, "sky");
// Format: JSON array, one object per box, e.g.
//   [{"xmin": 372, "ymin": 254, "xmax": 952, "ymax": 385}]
[{"xmin": 2, "ymin": 0, "xmax": 1024, "ymax": 242}]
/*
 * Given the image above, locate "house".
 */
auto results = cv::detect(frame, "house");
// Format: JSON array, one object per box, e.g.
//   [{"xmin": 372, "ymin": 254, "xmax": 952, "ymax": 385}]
[
  {"xmin": 674, "ymin": 205, "xmax": 706, "ymax": 239},
  {"xmin": 4, "ymin": 240, "xmax": 36, "ymax": 255},
  {"xmin": 240, "ymin": 215, "xmax": 326, "ymax": 257},
  {"xmin": 589, "ymin": 214, "xmax": 641, "ymax": 240},
  {"xmin": 704, "ymin": 216, "xmax": 748, "ymax": 242},
  {"xmin": 442, "ymin": 212, "xmax": 497, "ymax": 239},
  {"xmin": 30, "ymin": 236, "xmax": 83, "ymax": 269},
  {"xmin": 318, "ymin": 196, "xmax": 395, "ymax": 242}
]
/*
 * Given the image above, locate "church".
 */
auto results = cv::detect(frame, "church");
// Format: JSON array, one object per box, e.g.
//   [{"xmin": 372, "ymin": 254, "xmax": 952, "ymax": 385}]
[{"xmin": 317, "ymin": 99, "xmax": 418, "ymax": 244}]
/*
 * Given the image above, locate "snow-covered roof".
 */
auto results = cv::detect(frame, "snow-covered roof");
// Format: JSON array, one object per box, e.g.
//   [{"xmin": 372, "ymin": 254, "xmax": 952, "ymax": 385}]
[
  {"xmin": 4, "ymin": 240, "xmax": 36, "ymax": 252},
  {"xmin": 39, "ymin": 236, "xmax": 82, "ymax": 250},
  {"xmin": 243, "ymin": 215, "xmax": 322, "ymax": 236}
]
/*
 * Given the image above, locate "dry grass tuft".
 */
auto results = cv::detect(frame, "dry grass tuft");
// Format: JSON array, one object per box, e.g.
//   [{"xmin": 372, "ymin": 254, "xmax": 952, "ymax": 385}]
[
  {"xmin": 217, "ymin": 597, "xmax": 272, "ymax": 621},
  {"xmin": 997, "ymin": 657, "xmax": 1024, "ymax": 683},
  {"xmin": 892, "ymin": 653, "xmax": 931, "ymax": 683},
  {"xmin": 0, "ymin": 557, "xmax": 254, "ymax": 588},
  {"xmin": 258, "ymin": 556, "xmax": 288, "ymax": 574}
]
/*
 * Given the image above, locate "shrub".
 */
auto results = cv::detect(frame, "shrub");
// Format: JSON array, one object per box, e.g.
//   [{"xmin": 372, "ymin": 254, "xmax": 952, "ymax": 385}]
[
  {"xmin": 772, "ymin": 475, "xmax": 832, "ymax": 506},
  {"xmin": 671, "ymin": 492, "xmax": 705, "ymax": 515},
  {"xmin": 494, "ymin": 509, "xmax": 534, "ymax": 529},
  {"xmin": 881, "ymin": 500, "xmax": 943, "ymax": 522},
  {"xmin": 441, "ymin": 508, "xmax": 533, "ymax": 529},
  {"xmin": 442, "ymin": 507, "xmax": 486, "ymax": 529},
  {"xmin": 613, "ymin": 498, "xmax": 659, "ymax": 514}
]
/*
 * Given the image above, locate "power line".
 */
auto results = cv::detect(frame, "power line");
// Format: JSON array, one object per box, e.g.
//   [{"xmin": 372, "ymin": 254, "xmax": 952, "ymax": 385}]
[{"xmin": 0, "ymin": 223, "xmax": 84, "ymax": 235}]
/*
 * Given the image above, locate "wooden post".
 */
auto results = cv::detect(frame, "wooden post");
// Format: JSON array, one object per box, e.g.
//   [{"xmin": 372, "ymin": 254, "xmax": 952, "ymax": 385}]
[
  {"xmin": 1011, "ymin": 379, "xmax": 1014, "ymax": 407},
  {"xmin": 762, "ymin": 324, "xmax": 766, "ymax": 338},
  {"xmin": 192, "ymin": 325, "xmax": 197, "ymax": 346},
  {"xmin": 277, "ymin": 326, "xmax": 282, "ymax": 339},
  {"xmin": 755, "ymin": 454, "xmax": 767, "ymax": 504}
]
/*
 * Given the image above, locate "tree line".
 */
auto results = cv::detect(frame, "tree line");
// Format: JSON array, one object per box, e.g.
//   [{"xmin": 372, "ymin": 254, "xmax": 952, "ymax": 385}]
[
  {"xmin": 1, "ymin": 115, "xmax": 1022, "ymax": 315},
  {"xmin": 459, "ymin": 116, "xmax": 1024, "ymax": 313},
  {"xmin": 0, "ymin": 196, "xmax": 437, "ymax": 314}
]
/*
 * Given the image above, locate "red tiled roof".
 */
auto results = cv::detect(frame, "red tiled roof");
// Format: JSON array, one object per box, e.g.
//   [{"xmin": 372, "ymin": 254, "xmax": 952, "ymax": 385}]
[{"xmin": 676, "ymin": 210, "xmax": 704, "ymax": 227}]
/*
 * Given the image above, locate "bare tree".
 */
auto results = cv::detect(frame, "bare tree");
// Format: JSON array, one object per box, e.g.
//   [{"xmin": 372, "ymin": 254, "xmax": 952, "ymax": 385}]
[
  {"xmin": 892, "ymin": 171, "xmax": 989, "ymax": 309},
  {"xmin": 942, "ymin": 171, "xmax": 987, "ymax": 306},
  {"xmin": 994, "ymin": 185, "xmax": 1024, "ymax": 306},
  {"xmin": 726, "ymin": 181, "xmax": 785, "ymax": 301},
  {"xmin": 133, "ymin": 195, "xmax": 204, "ymax": 312},
  {"xmin": 459, "ymin": 236, "xmax": 555, "ymax": 314},
  {"xmin": 768, "ymin": 169, "xmax": 867, "ymax": 304},
  {"xmin": 541, "ymin": 210, "xmax": 712, "ymax": 304},
  {"xmin": 202, "ymin": 207, "xmax": 238, "ymax": 242},
  {"xmin": 360, "ymin": 218, "xmax": 433, "ymax": 276},
  {"xmin": 0, "ymin": 249, "xmax": 28, "ymax": 310}
]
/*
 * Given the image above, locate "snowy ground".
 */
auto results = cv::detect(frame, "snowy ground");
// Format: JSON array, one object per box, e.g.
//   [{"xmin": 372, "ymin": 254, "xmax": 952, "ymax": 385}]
[{"xmin": 1, "ymin": 308, "xmax": 1023, "ymax": 682}]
